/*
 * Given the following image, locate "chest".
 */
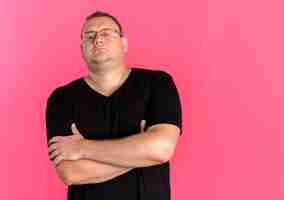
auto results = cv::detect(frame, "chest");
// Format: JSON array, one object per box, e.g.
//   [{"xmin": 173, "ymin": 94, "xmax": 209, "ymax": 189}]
[{"xmin": 72, "ymin": 87, "xmax": 151, "ymax": 140}]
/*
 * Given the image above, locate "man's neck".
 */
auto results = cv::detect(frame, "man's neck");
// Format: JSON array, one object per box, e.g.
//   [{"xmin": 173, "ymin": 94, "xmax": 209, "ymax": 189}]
[
  {"xmin": 87, "ymin": 64, "xmax": 129, "ymax": 84},
  {"xmin": 84, "ymin": 64, "xmax": 131, "ymax": 96}
]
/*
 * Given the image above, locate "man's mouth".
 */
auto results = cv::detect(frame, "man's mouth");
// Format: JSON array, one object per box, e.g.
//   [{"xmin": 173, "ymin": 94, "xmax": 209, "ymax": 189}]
[
  {"xmin": 93, "ymin": 48, "xmax": 106, "ymax": 54},
  {"xmin": 93, "ymin": 48, "xmax": 106, "ymax": 53}
]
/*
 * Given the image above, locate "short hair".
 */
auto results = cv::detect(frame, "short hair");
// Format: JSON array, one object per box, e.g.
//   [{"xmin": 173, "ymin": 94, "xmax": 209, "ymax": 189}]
[{"xmin": 84, "ymin": 10, "xmax": 123, "ymax": 37}]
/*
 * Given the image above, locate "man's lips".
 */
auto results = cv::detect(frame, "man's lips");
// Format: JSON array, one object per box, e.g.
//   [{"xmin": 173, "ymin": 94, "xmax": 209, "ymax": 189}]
[
  {"xmin": 93, "ymin": 48, "xmax": 106, "ymax": 53},
  {"xmin": 94, "ymin": 48, "xmax": 106, "ymax": 51}
]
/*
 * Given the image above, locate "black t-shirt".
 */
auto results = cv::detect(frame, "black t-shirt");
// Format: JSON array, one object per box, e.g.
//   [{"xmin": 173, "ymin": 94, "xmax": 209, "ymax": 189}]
[{"xmin": 45, "ymin": 67, "xmax": 182, "ymax": 200}]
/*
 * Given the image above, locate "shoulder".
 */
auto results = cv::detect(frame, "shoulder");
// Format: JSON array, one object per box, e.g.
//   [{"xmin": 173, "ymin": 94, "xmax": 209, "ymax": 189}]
[
  {"xmin": 132, "ymin": 67, "xmax": 173, "ymax": 81},
  {"xmin": 47, "ymin": 77, "xmax": 83, "ymax": 100}
]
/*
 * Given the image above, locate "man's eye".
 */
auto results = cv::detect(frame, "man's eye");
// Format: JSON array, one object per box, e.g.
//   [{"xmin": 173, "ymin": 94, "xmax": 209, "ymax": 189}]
[
  {"xmin": 100, "ymin": 32, "xmax": 110, "ymax": 37},
  {"xmin": 85, "ymin": 34, "xmax": 95, "ymax": 39}
]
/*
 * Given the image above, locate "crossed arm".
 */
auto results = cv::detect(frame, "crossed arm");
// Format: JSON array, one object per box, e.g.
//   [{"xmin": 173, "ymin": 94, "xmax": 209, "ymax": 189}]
[
  {"xmin": 55, "ymin": 159, "xmax": 132, "ymax": 185},
  {"xmin": 49, "ymin": 123, "xmax": 180, "ymax": 186}
]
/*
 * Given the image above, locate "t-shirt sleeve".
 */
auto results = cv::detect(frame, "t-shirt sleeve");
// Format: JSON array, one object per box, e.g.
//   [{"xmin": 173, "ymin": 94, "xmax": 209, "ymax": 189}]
[
  {"xmin": 45, "ymin": 86, "xmax": 73, "ymax": 145},
  {"xmin": 145, "ymin": 70, "xmax": 183, "ymax": 135}
]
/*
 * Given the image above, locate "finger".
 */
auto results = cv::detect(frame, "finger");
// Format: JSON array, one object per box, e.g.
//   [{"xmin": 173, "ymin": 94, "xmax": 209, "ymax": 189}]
[
  {"xmin": 140, "ymin": 120, "xmax": 146, "ymax": 132},
  {"xmin": 49, "ymin": 149, "xmax": 61, "ymax": 161},
  {"xmin": 71, "ymin": 123, "xmax": 80, "ymax": 135},
  {"xmin": 53, "ymin": 154, "xmax": 64, "ymax": 167},
  {"xmin": 48, "ymin": 136, "xmax": 63, "ymax": 146},
  {"xmin": 48, "ymin": 143, "xmax": 59, "ymax": 154}
]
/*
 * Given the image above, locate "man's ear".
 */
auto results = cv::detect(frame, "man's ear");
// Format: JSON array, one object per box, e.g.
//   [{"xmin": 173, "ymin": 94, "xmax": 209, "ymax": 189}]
[{"xmin": 121, "ymin": 37, "xmax": 128, "ymax": 53}]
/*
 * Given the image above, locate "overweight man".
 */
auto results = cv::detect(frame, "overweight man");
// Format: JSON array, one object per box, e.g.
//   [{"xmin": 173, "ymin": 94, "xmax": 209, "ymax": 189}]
[{"xmin": 45, "ymin": 10, "xmax": 182, "ymax": 200}]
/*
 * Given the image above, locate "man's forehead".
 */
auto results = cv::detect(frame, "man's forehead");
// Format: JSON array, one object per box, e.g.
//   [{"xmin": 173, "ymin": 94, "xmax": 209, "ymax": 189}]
[{"xmin": 82, "ymin": 17, "xmax": 119, "ymax": 31}]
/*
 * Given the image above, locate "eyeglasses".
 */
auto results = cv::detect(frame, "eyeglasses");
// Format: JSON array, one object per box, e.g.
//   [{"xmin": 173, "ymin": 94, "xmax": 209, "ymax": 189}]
[{"xmin": 82, "ymin": 28, "xmax": 121, "ymax": 42}]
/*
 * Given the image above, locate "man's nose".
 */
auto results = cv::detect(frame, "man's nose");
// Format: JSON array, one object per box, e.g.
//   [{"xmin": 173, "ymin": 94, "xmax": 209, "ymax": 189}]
[{"xmin": 94, "ymin": 35, "xmax": 104, "ymax": 46}]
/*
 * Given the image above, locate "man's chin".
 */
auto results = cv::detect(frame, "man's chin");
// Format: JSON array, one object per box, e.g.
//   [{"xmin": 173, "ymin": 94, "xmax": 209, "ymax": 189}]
[{"xmin": 89, "ymin": 56, "xmax": 111, "ymax": 64}]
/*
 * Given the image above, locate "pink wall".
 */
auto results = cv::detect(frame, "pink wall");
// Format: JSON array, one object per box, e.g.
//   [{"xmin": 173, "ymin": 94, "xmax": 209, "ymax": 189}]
[{"xmin": 2, "ymin": 0, "xmax": 283, "ymax": 199}]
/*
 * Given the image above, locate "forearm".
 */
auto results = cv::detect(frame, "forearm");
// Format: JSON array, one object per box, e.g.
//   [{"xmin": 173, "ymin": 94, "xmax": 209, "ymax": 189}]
[
  {"xmin": 55, "ymin": 159, "xmax": 133, "ymax": 186},
  {"xmin": 72, "ymin": 167, "xmax": 132, "ymax": 185},
  {"xmin": 80, "ymin": 130, "xmax": 170, "ymax": 168}
]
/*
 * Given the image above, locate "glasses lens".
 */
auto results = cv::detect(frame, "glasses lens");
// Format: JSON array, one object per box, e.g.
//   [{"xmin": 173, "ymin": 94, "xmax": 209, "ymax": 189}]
[
  {"xmin": 99, "ymin": 30, "xmax": 112, "ymax": 39},
  {"xmin": 83, "ymin": 29, "xmax": 120, "ymax": 41}
]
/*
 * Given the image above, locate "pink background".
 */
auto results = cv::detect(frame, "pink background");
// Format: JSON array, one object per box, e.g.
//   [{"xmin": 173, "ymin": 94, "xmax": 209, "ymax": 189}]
[{"xmin": 2, "ymin": 0, "xmax": 283, "ymax": 199}]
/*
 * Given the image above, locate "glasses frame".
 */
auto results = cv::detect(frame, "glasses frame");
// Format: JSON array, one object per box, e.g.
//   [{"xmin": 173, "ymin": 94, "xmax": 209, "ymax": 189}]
[{"xmin": 82, "ymin": 28, "xmax": 122, "ymax": 42}]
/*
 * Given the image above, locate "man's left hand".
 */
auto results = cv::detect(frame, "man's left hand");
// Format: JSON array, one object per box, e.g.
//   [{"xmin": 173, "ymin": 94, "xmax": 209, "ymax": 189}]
[{"xmin": 48, "ymin": 123, "xmax": 85, "ymax": 166}]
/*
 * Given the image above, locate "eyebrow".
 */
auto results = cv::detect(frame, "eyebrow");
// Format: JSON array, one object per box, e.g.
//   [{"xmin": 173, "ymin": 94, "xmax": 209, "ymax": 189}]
[
  {"xmin": 83, "ymin": 31, "xmax": 96, "ymax": 35},
  {"xmin": 83, "ymin": 28, "xmax": 118, "ymax": 34}
]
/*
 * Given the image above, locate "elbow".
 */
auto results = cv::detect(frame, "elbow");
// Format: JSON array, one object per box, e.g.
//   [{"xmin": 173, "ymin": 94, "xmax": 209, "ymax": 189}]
[
  {"xmin": 58, "ymin": 171, "xmax": 74, "ymax": 186},
  {"xmin": 158, "ymin": 148, "xmax": 175, "ymax": 164},
  {"xmin": 62, "ymin": 176, "xmax": 73, "ymax": 186},
  {"xmin": 62, "ymin": 172, "xmax": 84, "ymax": 186},
  {"xmin": 145, "ymin": 125, "xmax": 179, "ymax": 165},
  {"xmin": 55, "ymin": 162, "xmax": 75, "ymax": 186},
  {"xmin": 150, "ymin": 141, "xmax": 176, "ymax": 164}
]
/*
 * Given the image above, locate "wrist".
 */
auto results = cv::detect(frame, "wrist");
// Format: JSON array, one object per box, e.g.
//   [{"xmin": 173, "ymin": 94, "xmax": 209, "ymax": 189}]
[{"xmin": 79, "ymin": 139, "xmax": 90, "ymax": 159}]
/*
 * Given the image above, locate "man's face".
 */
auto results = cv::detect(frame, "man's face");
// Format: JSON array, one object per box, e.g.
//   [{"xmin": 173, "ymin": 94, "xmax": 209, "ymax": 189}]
[{"xmin": 80, "ymin": 16, "xmax": 127, "ymax": 67}]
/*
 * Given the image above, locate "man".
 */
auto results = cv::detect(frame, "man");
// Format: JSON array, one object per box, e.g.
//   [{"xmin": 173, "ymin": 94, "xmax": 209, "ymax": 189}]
[{"xmin": 46, "ymin": 10, "xmax": 182, "ymax": 200}]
